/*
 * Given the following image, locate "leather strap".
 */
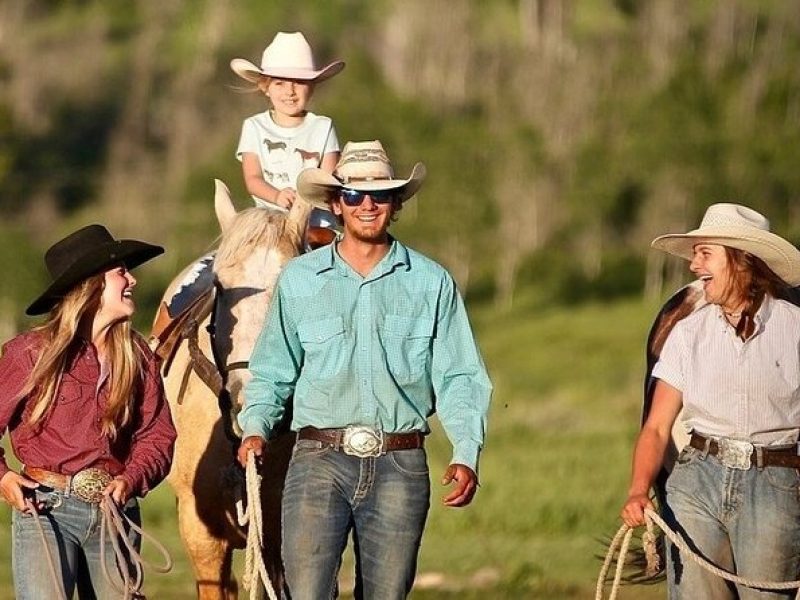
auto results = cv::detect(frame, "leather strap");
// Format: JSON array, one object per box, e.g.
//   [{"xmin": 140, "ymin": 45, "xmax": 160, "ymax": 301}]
[
  {"xmin": 24, "ymin": 467, "xmax": 70, "ymax": 494},
  {"xmin": 298, "ymin": 427, "xmax": 424, "ymax": 453},
  {"xmin": 689, "ymin": 433, "xmax": 800, "ymax": 468}
]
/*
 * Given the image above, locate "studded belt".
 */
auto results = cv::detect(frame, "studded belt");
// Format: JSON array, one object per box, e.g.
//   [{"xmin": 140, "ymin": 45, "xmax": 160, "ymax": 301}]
[
  {"xmin": 24, "ymin": 466, "xmax": 114, "ymax": 504},
  {"xmin": 297, "ymin": 426, "xmax": 424, "ymax": 458}
]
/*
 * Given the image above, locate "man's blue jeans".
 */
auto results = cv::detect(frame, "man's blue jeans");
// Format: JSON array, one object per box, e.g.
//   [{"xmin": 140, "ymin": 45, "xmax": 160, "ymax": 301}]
[
  {"xmin": 12, "ymin": 486, "xmax": 141, "ymax": 599},
  {"xmin": 282, "ymin": 439, "xmax": 431, "ymax": 599},
  {"xmin": 663, "ymin": 445, "xmax": 800, "ymax": 599}
]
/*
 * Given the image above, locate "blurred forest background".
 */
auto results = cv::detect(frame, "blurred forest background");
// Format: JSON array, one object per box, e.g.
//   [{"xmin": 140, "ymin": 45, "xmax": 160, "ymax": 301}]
[{"xmin": 2, "ymin": 0, "xmax": 800, "ymax": 598}]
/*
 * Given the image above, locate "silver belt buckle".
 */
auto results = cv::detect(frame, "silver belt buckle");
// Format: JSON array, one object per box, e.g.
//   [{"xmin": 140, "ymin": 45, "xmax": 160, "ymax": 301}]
[
  {"xmin": 70, "ymin": 468, "xmax": 113, "ymax": 503},
  {"xmin": 342, "ymin": 427, "xmax": 384, "ymax": 458},
  {"xmin": 718, "ymin": 438, "xmax": 753, "ymax": 470}
]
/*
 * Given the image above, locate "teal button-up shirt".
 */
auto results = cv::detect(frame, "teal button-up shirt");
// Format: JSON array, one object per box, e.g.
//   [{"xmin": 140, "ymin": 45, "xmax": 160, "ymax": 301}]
[{"xmin": 239, "ymin": 238, "xmax": 492, "ymax": 471}]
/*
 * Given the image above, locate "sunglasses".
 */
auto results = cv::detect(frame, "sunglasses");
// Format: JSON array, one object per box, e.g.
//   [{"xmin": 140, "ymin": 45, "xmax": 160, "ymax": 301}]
[{"xmin": 338, "ymin": 188, "xmax": 399, "ymax": 207}]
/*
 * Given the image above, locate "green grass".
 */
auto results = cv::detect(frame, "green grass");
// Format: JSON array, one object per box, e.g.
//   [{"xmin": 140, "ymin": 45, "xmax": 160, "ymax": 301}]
[{"xmin": 0, "ymin": 296, "xmax": 666, "ymax": 598}]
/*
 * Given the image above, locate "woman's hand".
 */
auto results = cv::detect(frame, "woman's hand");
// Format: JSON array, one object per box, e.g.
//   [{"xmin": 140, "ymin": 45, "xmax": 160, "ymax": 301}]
[
  {"xmin": 0, "ymin": 471, "xmax": 39, "ymax": 511},
  {"xmin": 621, "ymin": 492, "xmax": 654, "ymax": 528},
  {"xmin": 103, "ymin": 477, "xmax": 131, "ymax": 505}
]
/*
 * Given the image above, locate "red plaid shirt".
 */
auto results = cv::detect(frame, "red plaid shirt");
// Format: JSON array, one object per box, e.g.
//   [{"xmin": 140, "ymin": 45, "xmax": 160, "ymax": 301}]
[{"xmin": 0, "ymin": 330, "xmax": 176, "ymax": 497}]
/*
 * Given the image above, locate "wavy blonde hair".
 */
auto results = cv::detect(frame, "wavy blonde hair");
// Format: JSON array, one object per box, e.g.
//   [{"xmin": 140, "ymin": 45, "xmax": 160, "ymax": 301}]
[{"xmin": 20, "ymin": 272, "xmax": 143, "ymax": 439}]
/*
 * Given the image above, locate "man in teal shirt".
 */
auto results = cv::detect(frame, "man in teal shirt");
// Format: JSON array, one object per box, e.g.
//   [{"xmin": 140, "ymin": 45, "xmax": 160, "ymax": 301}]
[{"xmin": 237, "ymin": 140, "xmax": 492, "ymax": 599}]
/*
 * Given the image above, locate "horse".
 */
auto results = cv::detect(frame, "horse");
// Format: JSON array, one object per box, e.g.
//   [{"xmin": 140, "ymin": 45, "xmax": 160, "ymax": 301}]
[{"xmin": 149, "ymin": 180, "xmax": 318, "ymax": 599}]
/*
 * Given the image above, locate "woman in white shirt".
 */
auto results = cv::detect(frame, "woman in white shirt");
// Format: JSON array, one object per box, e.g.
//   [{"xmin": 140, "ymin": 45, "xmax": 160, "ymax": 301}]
[{"xmin": 621, "ymin": 203, "xmax": 800, "ymax": 599}]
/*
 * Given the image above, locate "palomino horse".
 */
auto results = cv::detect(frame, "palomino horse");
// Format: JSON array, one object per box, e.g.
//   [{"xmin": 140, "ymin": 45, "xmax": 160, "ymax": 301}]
[{"xmin": 149, "ymin": 180, "xmax": 314, "ymax": 599}]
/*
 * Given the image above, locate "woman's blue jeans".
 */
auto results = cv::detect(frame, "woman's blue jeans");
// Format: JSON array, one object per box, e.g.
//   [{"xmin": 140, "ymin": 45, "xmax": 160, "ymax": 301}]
[
  {"xmin": 663, "ymin": 445, "xmax": 800, "ymax": 599},
  {"xmin": 281, "ymin": 440, "xmax": 431, "ymax": 600},
  {"xmin": 12, "ymin": 486, "xmax": 141, "ymax": 600}
]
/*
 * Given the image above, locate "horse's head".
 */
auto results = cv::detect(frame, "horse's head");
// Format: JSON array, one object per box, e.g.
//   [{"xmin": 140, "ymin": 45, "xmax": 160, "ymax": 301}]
[{"xmin": 211, "ymin": 180, "xmax": 311, "ymax": 413}]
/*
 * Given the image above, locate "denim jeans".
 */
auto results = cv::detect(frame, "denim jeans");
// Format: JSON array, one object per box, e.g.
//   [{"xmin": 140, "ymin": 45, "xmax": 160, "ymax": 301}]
[
  {"xmin": 282, "ymin": 440, "xmax": 431, "ymax": 600},
  {"xmin": 12, "ymin": 486, "xmax": 141, "ymax": 600},
  {"xmin": 663, "ymin": 445, "xmax": 800, "ymax": 600}
]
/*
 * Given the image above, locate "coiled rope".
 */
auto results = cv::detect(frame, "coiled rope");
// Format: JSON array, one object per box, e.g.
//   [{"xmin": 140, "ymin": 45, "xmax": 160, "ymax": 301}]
[
  {"xmin": 236, "ymin": 450, "xmax": 278, "ymax": 600},
  {"xmin": 596, "ymin": 507, "xmax": 800, "ymax": 600},
  {"xmin": 26, "ymin": 495, "xmax": 173, "ymax": 600}
]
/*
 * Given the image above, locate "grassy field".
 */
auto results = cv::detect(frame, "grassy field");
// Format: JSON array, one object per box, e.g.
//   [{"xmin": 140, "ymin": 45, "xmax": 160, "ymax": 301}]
[{"xmin": 0, "ymin": 294, "xmax": 667, "ymax": 599}]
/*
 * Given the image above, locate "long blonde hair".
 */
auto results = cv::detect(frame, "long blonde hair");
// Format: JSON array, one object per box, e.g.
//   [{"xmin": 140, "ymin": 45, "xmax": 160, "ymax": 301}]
[{"xmin": 20, "ymin": 273, "xmax": 143, "ymax": 439}]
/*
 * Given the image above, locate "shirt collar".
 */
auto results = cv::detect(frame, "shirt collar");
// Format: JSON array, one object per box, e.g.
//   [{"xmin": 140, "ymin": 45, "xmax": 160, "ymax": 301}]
[
  {"xmin": 314, "ymin": 236, "xmax": 410, "ymax": 277},
  {"xmin": 713, "ymin": 294, "xmax": 774, "ymax": 332}
]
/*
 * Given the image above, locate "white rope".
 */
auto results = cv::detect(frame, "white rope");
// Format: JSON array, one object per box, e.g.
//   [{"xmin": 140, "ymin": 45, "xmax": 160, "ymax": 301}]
[
  {"xmin": 596, "ymin": 507, "xmax": 800, "ymax": 600},
  {"xmin": 236, "ymin": 450, "xmax": 278, "ymax": 600}
]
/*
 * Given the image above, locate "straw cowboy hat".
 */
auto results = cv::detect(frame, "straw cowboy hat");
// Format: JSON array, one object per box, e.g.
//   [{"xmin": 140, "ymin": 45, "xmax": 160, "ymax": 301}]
[
  {"xmin": 230, "ymin": 32, "xmax": 344, "ymax": 83},
  {"xmin": 297, "ymin": 140, "xmax": 426, "ymax": 206},
  {"xmin": 27, "ymin": 224, "xmax": 164, "ymax": 315},
  {"xmin": 651, "ymin": 203, "xmax": 800, "ymax": 286}
]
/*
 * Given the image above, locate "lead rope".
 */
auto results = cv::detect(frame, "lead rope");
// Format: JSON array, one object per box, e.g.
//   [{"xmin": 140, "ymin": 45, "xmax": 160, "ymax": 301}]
[
  {"xmin": 236, "ymin": 450, "xmax": 278, "ymax": 600},
  {"xmin": 24, "ymin": 499, "xmax": 69, "ymax": 600},
  {"xmin": 99, "ymin": 496, "xmax": 173, "ymax": 599},
  {"xmin": 596, "ymin": 507, "xmax": 800, "ymax": 600},
  {"xmin": 24, "ymin": 496, "xmax": 172, "ymax": 600}
]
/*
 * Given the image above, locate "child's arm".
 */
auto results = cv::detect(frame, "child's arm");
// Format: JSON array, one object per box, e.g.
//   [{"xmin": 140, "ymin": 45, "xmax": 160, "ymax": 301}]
[
  {"xmin": 320, "ymin": 151, "xmax": 339, "ymax": 174},
  {"xmin": 242, "ymin": 153, "xmax": 296, "ymax": 208}
]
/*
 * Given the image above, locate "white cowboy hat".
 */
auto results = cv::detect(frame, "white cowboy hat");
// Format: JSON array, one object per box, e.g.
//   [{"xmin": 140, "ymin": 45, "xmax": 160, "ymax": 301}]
[
  {"xmin": 651, "ymin": 202, "xmax": 800, "ymax": 286},
  {"xmin": 230, "ymin": 32, "xmax": 344, "ymax": 83},
  {"xmin": 297, "ymin": 140, "xmax": 426, "ymax": 206}
]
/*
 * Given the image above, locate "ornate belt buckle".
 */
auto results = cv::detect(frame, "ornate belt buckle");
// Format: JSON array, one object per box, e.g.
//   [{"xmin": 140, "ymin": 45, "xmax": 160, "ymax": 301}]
[
  {"xmin": 718, "ymin": 438, "xmax": 753, "ymax": 470},
  {"xmin": 71, "ymin": 468, "xmax": 113, "ymax": 503},
  {"xmin": 342, "ymin": 427, "xmax": 383, "ymax": 458}
]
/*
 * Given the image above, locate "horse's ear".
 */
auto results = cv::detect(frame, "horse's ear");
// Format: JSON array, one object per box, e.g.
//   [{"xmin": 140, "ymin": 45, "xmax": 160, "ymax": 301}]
[{"xmin": 214, "ymin": 179, "xmax": 237, "ymax": 232}]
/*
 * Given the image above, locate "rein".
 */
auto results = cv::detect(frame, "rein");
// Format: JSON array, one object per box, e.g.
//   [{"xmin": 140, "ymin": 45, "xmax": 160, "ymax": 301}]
[
  {"xmin": 25, "ymin": 495, "xmax": 172, "ymax": 600},
  {"xmin": 596, "ymin": 508, "xmax": 800, "ymax": 600}
]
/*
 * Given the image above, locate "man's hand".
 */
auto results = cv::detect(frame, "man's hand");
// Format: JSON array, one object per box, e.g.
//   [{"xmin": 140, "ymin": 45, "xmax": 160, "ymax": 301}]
[
  {"xmin": 237, "ymin": 435, "xmax": 267, "ymax": 468},
  {"xmin": 103, "ymin": 477, "xmax": 131, "ymax": 505},
  {"xmin": 441, "ymin": 463, "xmax": 478, "ymax": 507},
  {"xmin": 0, "ymin": 471, "xmax": 39, "ymax": 512}
]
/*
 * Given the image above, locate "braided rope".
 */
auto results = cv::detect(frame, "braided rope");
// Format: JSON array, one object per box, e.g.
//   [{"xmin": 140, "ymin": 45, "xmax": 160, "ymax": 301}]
[
  {"xmin": 99, "ymin": 496, "xmax": 173, "ymax": 599},
  {"xmin": 25, "ymin": 495, "xmax": 172, "ymax": 600},
  {"xmin": 24, "ymin": 499, "xmax": 68, "ymax": 600},
  {"xmin": 236, "ymin": 450, "xmax": 278, "ymax": 600},
  {"xmin": 596, "ymin": 507, "xmax": 800, "ymax": 600}
]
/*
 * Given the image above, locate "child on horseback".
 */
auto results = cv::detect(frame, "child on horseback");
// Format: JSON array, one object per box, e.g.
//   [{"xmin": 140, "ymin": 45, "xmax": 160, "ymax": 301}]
[{"xmin": 231, "ymin": 31, "xmax": 344, "ymax": 231}]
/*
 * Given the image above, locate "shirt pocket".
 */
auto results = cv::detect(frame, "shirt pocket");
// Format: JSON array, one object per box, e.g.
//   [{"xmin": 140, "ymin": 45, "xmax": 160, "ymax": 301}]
[
  {"xmin": 380, "ymin": 315, "xmax": 435, "ymax": 384},
  {"xmin": 57, "ymin": 373, "xmax": 92, "ymax": 406},
  {"xmin": 297, "ymin": 316, "xmax": 347, "ymax": 379}
]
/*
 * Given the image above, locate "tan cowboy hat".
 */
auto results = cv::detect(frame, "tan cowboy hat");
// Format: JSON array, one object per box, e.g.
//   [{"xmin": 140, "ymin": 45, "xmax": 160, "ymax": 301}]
[
  {"xmin": 297, "ymin": 140, "xmax": 426, "ymax": 206},
  {"xmin": 651, "ymin": 202, "xmax": 800, "ymax": 286},
  {"xmin": 230, "ymin": 32, "xmax": 344, "ymax": 83},
  {"xmin": 27, "ymin": 224, "xmax": 164, "ymax": 316}
]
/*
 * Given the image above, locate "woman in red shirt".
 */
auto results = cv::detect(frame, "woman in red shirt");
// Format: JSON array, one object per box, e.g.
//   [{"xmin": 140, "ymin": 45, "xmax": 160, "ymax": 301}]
[{"xmin": 0, "ymin": 224, "xmax": 176, "ymax": 599}]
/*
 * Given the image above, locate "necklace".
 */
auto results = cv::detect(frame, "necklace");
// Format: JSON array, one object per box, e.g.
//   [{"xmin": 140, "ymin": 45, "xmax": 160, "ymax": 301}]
[{"xmin": 724, "ymin": 311, "xmax": 742, "ymax": 319}]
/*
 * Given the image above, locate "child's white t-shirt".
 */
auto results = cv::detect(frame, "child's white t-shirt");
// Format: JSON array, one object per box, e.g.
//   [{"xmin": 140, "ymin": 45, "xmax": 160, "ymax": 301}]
[{"xmin": 236, "ymin": 110, "xmax": 339, "ymax": 205}]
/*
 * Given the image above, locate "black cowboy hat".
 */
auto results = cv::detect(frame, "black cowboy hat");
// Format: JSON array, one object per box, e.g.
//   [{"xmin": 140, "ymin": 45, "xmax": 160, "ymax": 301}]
[{"xmin": 26, "ymin": 224, "xmax": 164, "ymax": 316}]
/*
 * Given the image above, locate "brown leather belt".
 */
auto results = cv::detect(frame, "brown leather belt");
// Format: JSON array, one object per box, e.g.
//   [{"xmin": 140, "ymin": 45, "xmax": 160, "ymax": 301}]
[
  {"xmin": 24, "ymin": 466, "xmax": 114, "ymax": 503},
  {"xmin": 298, "ymin": 426, "xmax": 424, "ymax": 458},
  {"xmin": 689, "ymin": 433, "xmax": 800, "ymax": 469}
]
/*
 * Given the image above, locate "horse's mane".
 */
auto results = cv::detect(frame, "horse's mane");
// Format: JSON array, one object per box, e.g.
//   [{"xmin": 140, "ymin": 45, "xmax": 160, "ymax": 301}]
[{"xmin": 214, "ymin": 207, "xmax": 290, "ymax": 272}]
